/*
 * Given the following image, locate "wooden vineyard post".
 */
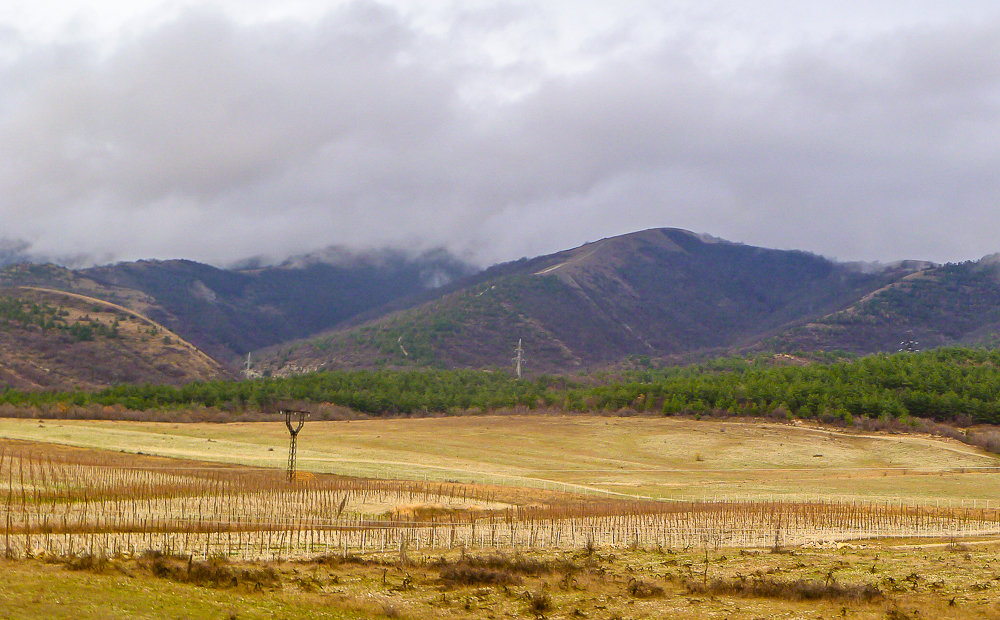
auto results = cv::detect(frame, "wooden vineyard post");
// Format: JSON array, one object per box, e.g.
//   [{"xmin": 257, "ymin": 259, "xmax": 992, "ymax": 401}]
[{"xmin": 281, "ymin": 409, "xmax": 310, "ymax": 482}]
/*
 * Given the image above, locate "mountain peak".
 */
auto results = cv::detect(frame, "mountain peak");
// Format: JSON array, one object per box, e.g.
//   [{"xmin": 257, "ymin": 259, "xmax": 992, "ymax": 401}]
[{"xmin": 258, "ymin": 229, "xmax": 907, "ymax": 374}]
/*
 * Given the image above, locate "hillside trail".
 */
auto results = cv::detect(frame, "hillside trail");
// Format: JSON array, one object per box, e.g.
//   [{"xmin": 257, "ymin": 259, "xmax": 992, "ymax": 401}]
[
  {"xmin": 18, "ymin": 285, "xmax": 224, "ymax": 371},
  {"xmin": 788, "ymin": 423, "xmax": 997, "ymax": 462}
]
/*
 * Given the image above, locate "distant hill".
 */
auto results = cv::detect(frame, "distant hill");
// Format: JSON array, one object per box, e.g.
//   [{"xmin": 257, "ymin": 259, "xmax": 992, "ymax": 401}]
[
  {"xmin": 763, "ymin": 258, "xmax": 1000, "ymax": 354},
  {"xmin": 0, "ymin": 248, "xmax": 476, "ymax": 363},
  {"xmin": 0, "ymin": 287, "xmax": 229, "ymax": 390},
  {"xmin": 253, "ymin": 228, "xmax": 928, "ymax": 374}
]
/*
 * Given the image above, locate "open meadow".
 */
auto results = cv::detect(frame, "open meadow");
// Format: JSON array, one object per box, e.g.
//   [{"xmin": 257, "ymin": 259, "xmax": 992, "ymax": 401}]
[
  {"xmin": 2, "ymin": 414, "xmax": 998, "ymax": 503},
  {"xmin": 3, "ymin": 414, "xmax": 1000, "ymax": 618}
]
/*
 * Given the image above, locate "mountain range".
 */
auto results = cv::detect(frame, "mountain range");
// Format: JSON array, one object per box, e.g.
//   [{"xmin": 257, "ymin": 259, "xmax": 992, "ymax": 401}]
[{"xmin": 3, "ymin": 227, "xmax": 1000, "ymax": 388}]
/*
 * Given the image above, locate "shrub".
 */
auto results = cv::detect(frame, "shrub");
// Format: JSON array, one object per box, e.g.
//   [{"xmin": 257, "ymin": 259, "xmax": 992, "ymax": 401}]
[
  {"xmin": 439, "ymin": 564, "xmax": 522, "ymax": 586},
  {"xmin": 627, "ymin": 578, "xmax": 665, "ymax": 598},
  {"xmin": 137, "ymin": 551, "xmax": 280, "ymax": 589},
  {"xmin": 436, "ymin": 554, "xmax": 572, "ymax": 587},
  {"xmin": 527, "ymin": 590, "xmax": 552, "ymax": 615},
  {"xmin": 686, "ymin": 576, "xmax": 882, "ymax": 602}
]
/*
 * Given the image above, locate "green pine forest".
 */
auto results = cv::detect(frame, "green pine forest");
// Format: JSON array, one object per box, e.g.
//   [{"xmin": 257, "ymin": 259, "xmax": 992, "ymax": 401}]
[{"xmin": 5, "ymin": 348, "xmax": 1000, "ymax": 428}]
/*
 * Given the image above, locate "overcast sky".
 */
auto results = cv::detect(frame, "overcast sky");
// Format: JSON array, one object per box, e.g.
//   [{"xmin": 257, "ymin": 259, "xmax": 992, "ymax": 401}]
[{"xmin": 2, "ymin": 1, "xmax": 999, "ymax": 267}]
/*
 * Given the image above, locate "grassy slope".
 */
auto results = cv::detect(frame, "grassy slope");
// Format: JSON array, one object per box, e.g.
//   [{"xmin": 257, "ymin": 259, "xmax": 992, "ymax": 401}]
[
  {"xmin": 0, "ymin": 559, "xmax": 373, "ymax": 619},
  {"xmin": 2, "ymin": 415, "xmax": 997, "ymax": 503},
  {"xmin": 3, "ymin": 543, "xmax": 1000, "ymax": 619}
]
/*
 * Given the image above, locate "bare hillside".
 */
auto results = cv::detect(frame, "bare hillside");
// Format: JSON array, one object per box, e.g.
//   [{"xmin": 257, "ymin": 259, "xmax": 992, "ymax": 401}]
[{"xmin": 0, "ymin": 287, "xmax": 231, "ymax": 390}]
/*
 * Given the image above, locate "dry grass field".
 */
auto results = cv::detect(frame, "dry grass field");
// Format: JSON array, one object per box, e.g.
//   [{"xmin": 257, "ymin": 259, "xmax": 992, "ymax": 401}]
[
  {"xmin": 1, "ymin": 414, "xmax": 998, "ymax": 503},
  {"xmin": 3, "ymin": 414, "xmax": 1000, "ymax": 618}
]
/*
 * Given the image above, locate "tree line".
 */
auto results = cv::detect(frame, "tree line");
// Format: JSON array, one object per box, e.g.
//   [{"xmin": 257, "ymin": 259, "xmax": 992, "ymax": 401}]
[{"xmin": 3, "ymin": 348, "xmax": 1000, "ymax": 426}]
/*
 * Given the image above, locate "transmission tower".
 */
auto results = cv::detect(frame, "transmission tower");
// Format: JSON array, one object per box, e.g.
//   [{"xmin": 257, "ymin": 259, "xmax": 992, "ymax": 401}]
[
  {"xmin": 513, "ymin": 338, "xmax": 524, "ymax": 379},
  {"xmin": 242, "ymin": 352, "xmax": 261, "ymax": 379},
  {"xmin": 280, "ymin": 409, "xmax": 310, "ymax": 482}
]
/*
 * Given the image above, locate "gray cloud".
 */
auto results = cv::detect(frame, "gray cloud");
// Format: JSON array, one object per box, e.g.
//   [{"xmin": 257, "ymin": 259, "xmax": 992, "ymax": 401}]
[{"xmin": 1, "ymin": 2, "xmax": 999, "ymax": 267}]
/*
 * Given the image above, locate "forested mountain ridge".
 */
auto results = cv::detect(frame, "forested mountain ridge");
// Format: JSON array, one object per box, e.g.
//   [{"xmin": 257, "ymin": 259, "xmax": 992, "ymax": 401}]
[
  {"xmin": 0, "ymin": 248, "xmax": 476, "ymax": 363},
  {"xmin": 254, "ymin": 228, "xmax": 934, "ymax": 374}
]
